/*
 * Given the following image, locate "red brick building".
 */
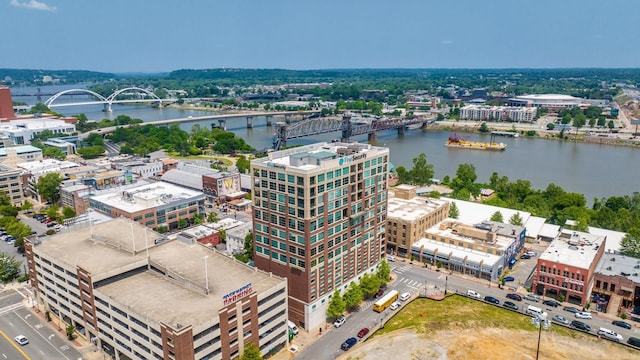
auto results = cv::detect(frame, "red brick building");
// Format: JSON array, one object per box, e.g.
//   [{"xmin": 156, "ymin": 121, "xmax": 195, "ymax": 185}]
[
  {"xmin": 533, "ymin": 230, "xmax": 606, "ymax": 306},
  {"xmin": 0, "ymin": 87, "xmax": 15, "ymax": 121}
]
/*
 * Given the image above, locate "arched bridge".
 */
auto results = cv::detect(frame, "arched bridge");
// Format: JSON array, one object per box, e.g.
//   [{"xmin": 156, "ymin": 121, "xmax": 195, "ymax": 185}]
[
  {"xmin": 273, "ymin": 114, "xmax": 435, "ymax": 149},
  {"xmin": 44, "ymin": 87, "xmax": 172, "ymax": 112}
]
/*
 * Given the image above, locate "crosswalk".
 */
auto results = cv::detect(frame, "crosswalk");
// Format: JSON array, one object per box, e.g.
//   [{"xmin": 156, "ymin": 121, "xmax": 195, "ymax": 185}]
[
  {"xmin": 392, "ymin": 264, "xmax": 412, "ymax": 275},
  {"xmin": 398, "ymin": 277, "xmax": 421, "ymax": 289}
]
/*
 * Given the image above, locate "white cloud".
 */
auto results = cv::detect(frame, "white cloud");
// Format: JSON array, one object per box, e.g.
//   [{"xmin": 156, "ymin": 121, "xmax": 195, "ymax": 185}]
[
  {"xmin": 9, "ymin": 0, "xmax": 56, "ymax": 11},
  {"xmin": 441, "ymin": 39, "xmax": 453, "ymax": 45}
]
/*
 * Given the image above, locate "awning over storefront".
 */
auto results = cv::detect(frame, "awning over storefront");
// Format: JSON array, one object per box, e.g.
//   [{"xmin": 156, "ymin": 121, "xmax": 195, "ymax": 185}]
[{"xmin": 225, "ymin": 191, "xmax": 247, "ymax": 200}]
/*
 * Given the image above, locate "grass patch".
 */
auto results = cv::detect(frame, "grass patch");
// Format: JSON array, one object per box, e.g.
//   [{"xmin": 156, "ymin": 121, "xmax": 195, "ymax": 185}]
[
  {"xmin": 373, "ymin": 295, "xmax": 582, "ymax": 339},
  {"xmin": 164, "ymin": 152, "xmax": 235, "ymax": 165}
]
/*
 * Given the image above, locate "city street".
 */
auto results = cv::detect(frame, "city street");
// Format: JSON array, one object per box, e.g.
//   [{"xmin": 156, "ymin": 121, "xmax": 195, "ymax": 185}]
[
  {"xmin": 295, "ymin": 260, "xmax": 640, "ymax": 359},
  {"xmin": 0, "ymin": 288, "xmax": 83, "ymax": 360}
]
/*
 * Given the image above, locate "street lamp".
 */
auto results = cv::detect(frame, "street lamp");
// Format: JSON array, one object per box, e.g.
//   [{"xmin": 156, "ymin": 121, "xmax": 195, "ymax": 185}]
[
  {"xmin": 531, "ymin": 312, "xmax": 550, "ymax": 360},
  {"xmin": 445, "ymin": 276, "xmax": 448, "ymax": 295}
]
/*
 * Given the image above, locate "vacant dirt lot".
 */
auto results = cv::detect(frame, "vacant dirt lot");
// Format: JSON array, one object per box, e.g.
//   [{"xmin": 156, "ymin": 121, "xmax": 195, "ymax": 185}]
[{"xmin": 342, "ymin": 328, "xmax": 639, "ymax": 360}]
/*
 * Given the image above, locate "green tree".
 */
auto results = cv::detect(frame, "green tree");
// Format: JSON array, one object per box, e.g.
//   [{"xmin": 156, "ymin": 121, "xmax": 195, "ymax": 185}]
[
  {"xmin": 178, "ymin": 219, "xmax": 187, "ymax": 229},
  {"xmin": 326, "ymin": 290, "xmax": 346, "ymax": 319},
  {"xmin": 36, "ymin": 173, "xmax": 63, "ymax": 203},
  {"xmin": 77, "ymin": 145, "xmax": 105, "ymax": 159},
  {"xmin": 46, "ymin": 205, "xmax": 60, "ymax": 221},
  {"xmin": 240, "ymin": 342, "xmax": 263, "ymax": 360},
  {"xmin": 359, "ymin": 272, "xmax": 382, "ymax": 298},
  {"xmin": 395, "ymin": 166, "xmax": 410, "ymax": 184},
  {"xmin": 43, "ymin": 147, "xmax": 66, "ymax": 160},
  {"xmin": 0, "ymin": 253, "xmax": 21, "ymax": 283},
  {"xmin": 192, "ymin": 213, "xmax": 203, "ymax": 225},
  {"xmin": 244, "ymin": 233, "xmax": 254, "ymax": 260},
  {"xmin": 343, "ymin": 282, "xmax": 364, "ymax": 310},
  {"xmin": 490, "ymin": 211, "xmax": 504, "ymax": 222},
  {"xmin": 407, "ymin": 153, "xmax": 435, "ymax": 186},
  {"xmin": 573, "ymin": 114, "xmax": 586, "ymax": 140},
  {"xmin": 30, "ymin": 103, "xmax": 52, "ymax": 114},
  {"xmin": 509, "ymin": 212, "xmax": 523, "ymax": 226},
  {"xmin": 377, "ymin": 259, "xmax": 391, "ymax": 283},
  {"xmin": 62, "ymin": 206, "xmax": 76, "ymax": 219},
  {"xmin": 607, "ymin": 120, "xmax": 615, "ymax": 129},
  {"xmin": 451, "ymin": 163, "xmax": 479, "ymax": 197},
  {"xmin": 20, "ymin": 201, "xmax": 34, "ymax": 214},
  {"xmin": 219, "ymin": 229, "xmax": 227, "ymax": 243},
  {"xmin": 449, "ymin": 201, "xmax": 460, "ymax": 219},
  {"xmin": 478, "ymin": 122, "xmax": 489, "ymax": 133},
  {"xmin": 236, "ymin": 155, "xmax": 251, "ymax": 174},
  {"xmin": 620, "ymin": 228, "xmax": 640, "ymax": 258},
  {"xmin": 65, "ymin": 324, "xmax": 75, "ymax": 340},
  {"xmin": 207, "ymin": 212, "xmax": 219, "ymax": 223}
]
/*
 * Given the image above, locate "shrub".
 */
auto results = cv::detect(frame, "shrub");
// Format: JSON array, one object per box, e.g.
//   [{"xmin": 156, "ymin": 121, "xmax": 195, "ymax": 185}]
[
  {"xmin": 621, "ymin": 313, "xmax": 627, "ymax": 320},
  {"xmin": 46, "ymin": 229, "xmax": 55, "ymax": 235}
]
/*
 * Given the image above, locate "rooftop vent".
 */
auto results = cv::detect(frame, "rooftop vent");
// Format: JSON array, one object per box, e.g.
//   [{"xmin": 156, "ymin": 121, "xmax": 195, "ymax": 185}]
[
  {"xmin": 621, "ymin": 272, "xmax": 631, "ymax": 277},
  {"xmin": 606, "ymin": 266, "xmax": 612, "ymax": 271}
]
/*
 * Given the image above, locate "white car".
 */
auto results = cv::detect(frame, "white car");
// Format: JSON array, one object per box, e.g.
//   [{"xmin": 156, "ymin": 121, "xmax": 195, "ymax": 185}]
[
  {"xmin": 399, "ymin": 292, "xmax": 411, "ymax": 302},
  {"xmin": 386, "ymin": 255, "xmax": 395, "ymax": 262},
  {"xmin": 334, "ymin": 315, "xmax": 346, "ymax": 328},
  {"xmin": 389, "ymin": 301, "xmax": 401, "ymax": 310},
  {"xmin": 14, "ymin": 335, "xmax": 28, "ymax": 346},
  {"xmin": 575, "ymin": 312, "xmax": 592, "ymax": 319}
]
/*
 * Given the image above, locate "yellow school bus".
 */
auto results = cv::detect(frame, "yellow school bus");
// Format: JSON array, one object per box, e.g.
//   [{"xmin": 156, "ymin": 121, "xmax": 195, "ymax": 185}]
[{"xmin": 373, "ymin": 290, "xmax": 398, "ymax": 312}]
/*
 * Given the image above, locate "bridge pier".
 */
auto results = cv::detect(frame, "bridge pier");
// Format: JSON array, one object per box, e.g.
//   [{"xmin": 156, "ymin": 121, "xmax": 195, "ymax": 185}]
[
  {"xmin": 103, "ymin": 103, "xmax": 112, "ymax": 112},
  {"xmin": 246, "ymin": 116, "xmax": 253, "ymax": 129},
  {"xmin": 285, "ymin": 114, "xmax": 292, "ymax": 124},
  {"xmin": 397, "ymin": 127, "xmax": 405, "ymax": 136},
  {"xmin": 368, "ymin": 133, "xmax": 376, "ymax": 142},
  {"xmin": 218, "ymin": 119, "xmax": 227, "ymax": 131},
  {"xmin": 266, "ymin": 115, "xmax": 273, "ymax": 126}
]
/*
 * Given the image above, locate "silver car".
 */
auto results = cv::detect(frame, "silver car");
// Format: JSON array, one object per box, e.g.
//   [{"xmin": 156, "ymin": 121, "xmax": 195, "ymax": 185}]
[
  {"xmin": 552, "ymin": 315, "xmax": 570, "ymax": 325},
  {"xmin": 575, "ymin": 311, "xmax": 592, "ymax": 319}
]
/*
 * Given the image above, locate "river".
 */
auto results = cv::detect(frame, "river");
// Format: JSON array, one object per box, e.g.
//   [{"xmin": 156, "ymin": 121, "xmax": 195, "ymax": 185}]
[{"xmin": 11, "ymin": 85, "xmax": 640, "ymax": 202}]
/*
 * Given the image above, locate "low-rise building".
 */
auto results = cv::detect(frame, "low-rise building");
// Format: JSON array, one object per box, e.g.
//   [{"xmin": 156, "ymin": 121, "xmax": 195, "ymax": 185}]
[
  {"xmin": 0, "ymin": 145, "xmax": 42, "ymax": 166},
  {"xmin": 89, "ymin": 182, "xmax": 206, "ymax": 231},
  {"xmin": 0, "ymin": 164, "xmax": 24, "ymax": 206},
  {"xmin": 592, "ymin": 253, "xmax": 640, "ymax": 315},
  {"xmin": 25, "ymin": 218, "xmax": 288, "ymax": 360},
  {"xmin": 176, "ymin": 225, "xmax": 221, "ymax": 247},
  {"xmin": 112, "ymin": 159, "xmax": 163, "ymax": 179},
  {"xmin": 386, "ymin": 185, "xmax": 449, "ymax": 257},
  {"xmin": 0, "ymin": 118, "xmax": 76, "ymax": 145},
  {"xmin": 533, "ymin": 230, "xmax": 606, "ymax": 306},
  {"xmin": 411, "ymin": 220, "xmax": 525, "ymax": 281}
]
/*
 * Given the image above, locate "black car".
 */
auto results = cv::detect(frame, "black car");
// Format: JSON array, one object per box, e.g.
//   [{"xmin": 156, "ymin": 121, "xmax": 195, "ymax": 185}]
[
  {"xmin": 543, "ymin": 300, "xmax": 560, "ymax": 308},
  {"xmin": 563, "ymin": 306, "xmax": 580, "ymax": 313},
  {"xmin": 506, "ymin": 293, "xmax": 522, "ymax": 301},
  {"xmin": 612, "ymin": 320, "xmax": 632, "ymax": 330},
  {"xmin": 503, "ymin": 301, "xmax": 519, "ymax": 311},
  {"xmin": 570, "ymin": 320, "xmax": 591, "ymax": 332},
  {"xmin": 484, "ymin": 296, "xmax": 500, "ymax": 304}
]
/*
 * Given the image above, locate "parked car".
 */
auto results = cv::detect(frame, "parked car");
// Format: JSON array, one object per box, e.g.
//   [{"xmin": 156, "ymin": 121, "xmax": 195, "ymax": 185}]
[
  {"xmin": 552, "ymin": 315, "xmax": 570, "ymax": 325},
  {"xmin": 543, "ymin": 300, "xmax": 560, "ymax": 308},
  {"xmin": 524, "ymin": 251, "xmax": 536, "ymax": 257},
  {"xmin": 575, "ymin": 312, "xmax": 592, "ymax": 319},
  {"xmin": 502, "ymin": 276, "xmax": 515, "ymax": 282},
  {"xmin": 357, "ymin": 328, "xmax": 370, "ymax": 338},
  {"xmin": 341, "ymin": 337, "xmax": 357, "ymax": 351},
  {"xmin": 399, "ymin": 292, "xmax": 411, "ymax": 302},
  {"xmin": 334, "ymin": 315, "xmax": 346, "ymax": 328},
  {"xmin": 524, "ymin": 294, "xmax": 540, "ymax": 302},
  {"xmin": 375, "ymin": 288, "xmax": 385, "ymax": 298},
  {"xmin": 389, "ymin": 302, "xmax": 401, "ymax": 310},
  {"xmin": 467, "ymin": 290, "xmax": 482, "ymax": 299},
  {"xmin": 14, "ymin": 335, "xmax": 28, "ymax": 346},
  {"xmin": 598, "ymin": 327, "xmax": 623, "ymax": 342},
  {"xmin": 611, "ymin": 320, "xmax": 632, "ymax": 330},
  {"xmin": 520, "ymin": 254, "xmax": 532, "ymax": 260},
  {"xmin": 506, "ymin": 293, "xmax": 522, "ymax": 301},
  {"xmin": 503, "ymin": 301, "xmax": 519, "ymax": 311},
  {"xmin": 484, "ymin": 296, "xmax": 500, "ymax": 304},
  {"xmin": 571, "ymin": 320, "xmax": 591, "ymax": 332},
  {"xmin": 386, "ymin": 255, "xmax": 395, "ymax": 262},
  {"xmin": 563, "ymin": 306, "xmax": 580, "ymax": 314}
]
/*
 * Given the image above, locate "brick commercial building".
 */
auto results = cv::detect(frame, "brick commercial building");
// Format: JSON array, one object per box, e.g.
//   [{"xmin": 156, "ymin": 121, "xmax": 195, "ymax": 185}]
[
  {"xmin": 592, "ymin": 253, "xmax": 640, "ymax": 316},
  {"xmin": 25, "ymin": 218, "xmax": 288, "ymax": 360},
  {"xmin": 251, "ymin": 142, "xmax": 389, "ymax": 330},
  {"xmin": 533, "ymin": 230, "xmax": 606, "ymax": 306}
]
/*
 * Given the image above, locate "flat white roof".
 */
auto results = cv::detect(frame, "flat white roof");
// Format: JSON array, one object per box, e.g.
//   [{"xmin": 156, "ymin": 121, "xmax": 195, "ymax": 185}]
[
  {"xmin": 539, "ymin": 224, "xmax": 561, "ymax": 239},
  {"xmin": 17, "ymin": 159, "xmax": 79, "ymax": 173},
  {"xmin": 412, "ymin": 237, "xmax": 502, "ymax": 268},
  {"xmin": 387, "ymin": 193, "xmax": 447, "ymax": 221},
  {"xmin": 442, "ymin": 199, "xmax": 532, "ymax": 230},
  {"xmin": 524, "ymin": 216, "xmax": 547, "ymax": 238},
  {"xmin": 90, "ymin": 182, "xmax": 204, "ymax": 213},
  {"xmin": 0, "ymin": 145, "xmax": 42, "ymax": 156},
  {"xmin": 588, "ymin": 226, "xmax": 626, "ymax": 253},
  {"xmin": 539, "ymin": 230, "xmax": 606, "ymax": 269}
]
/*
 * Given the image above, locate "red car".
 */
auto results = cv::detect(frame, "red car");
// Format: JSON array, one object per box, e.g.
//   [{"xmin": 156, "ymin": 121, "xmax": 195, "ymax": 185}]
[{"xmin": 357, "ymin": 328, "xmax": 369, "ymax": 338}]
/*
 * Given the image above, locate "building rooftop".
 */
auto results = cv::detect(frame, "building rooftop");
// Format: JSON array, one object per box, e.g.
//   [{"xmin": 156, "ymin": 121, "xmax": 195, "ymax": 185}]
[
  {"xmin": 412, "ymin": 237, "xmax": 502, "ymax": 269},
  {"xmin": 424, "ymin": 219, "xmax": 522, "ymax": 251},
  {"xmin": 0, "ymin": 145, "xmax": 42, "ymax": 156},
  {"xmin": 588, "ymin": 226, "xmax": 626, "ymax": 253},
  {"xmin": 35, "ymin": 218, "xmax": 284, "ymax": 327},
  {"xmin": 161, "ymin": 169, "xmax": 203, "ymax": 190},
  {"xmin": 90, "ymin": 181, "xmax": 204, "ymax": 213},
  {"xmin": 441, "ymin": 199, "xmax": 534, "ymax": 234},
  {"xmin": 515, "ymin": 94, "xmax": 579, "ymax": 101},
  {"xmin": 595, "ymin": 253, "xmax": 640, "ymax": 284},
  {"xmin": 539, "ymin": 230, "xmax": 606, "ymax": 269},
  {"xmin": 17, "ymin": 159, "xmax": 79, "ymax": 173},
  {"xmin": 387, "ymin": 193, "xmax": 447, "ymax": 221},
  {"xmin": 253, "ymin": 142, "xmax": 388, "ymax": 172}
]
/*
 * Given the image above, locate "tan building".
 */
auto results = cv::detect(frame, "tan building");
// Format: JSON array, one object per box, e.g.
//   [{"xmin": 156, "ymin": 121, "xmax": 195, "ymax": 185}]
[
  {"xmin": 26, "ymin": 218, "xmax": 288, "ymax": 360},
  {"xmin": 386, "ymin": 185, "xmax": 449, "ymax": 258},
  {"xmin": 0, "ymin": 164, "xmax": 24, "ymax": 206},
  {"xmin": 591, "ymin": 253, "xmax": 640, "ymax": 316}
]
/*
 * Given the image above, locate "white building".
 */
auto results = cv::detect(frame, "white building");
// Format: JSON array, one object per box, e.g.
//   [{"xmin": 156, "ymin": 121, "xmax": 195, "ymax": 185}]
[
  {"xmin": 0, "ymin": 118, "xmax": 76, "ymax": 145},
  {"xmin": 459, "ymin": 105, "xmax": 537, "ymax": 122}
]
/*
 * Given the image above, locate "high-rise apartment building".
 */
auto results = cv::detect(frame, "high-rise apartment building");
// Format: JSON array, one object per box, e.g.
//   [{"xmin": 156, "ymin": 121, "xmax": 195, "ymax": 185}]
[{"xmin": 251, "ymin": 142, "xmax": 389, "ymax": 330}]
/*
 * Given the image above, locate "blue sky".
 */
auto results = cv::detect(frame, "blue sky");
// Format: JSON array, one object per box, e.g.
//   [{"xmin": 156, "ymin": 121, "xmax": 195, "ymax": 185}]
[{"xmin": 4, "ymin": 0, "xmax": 639, "ymax": 73}]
